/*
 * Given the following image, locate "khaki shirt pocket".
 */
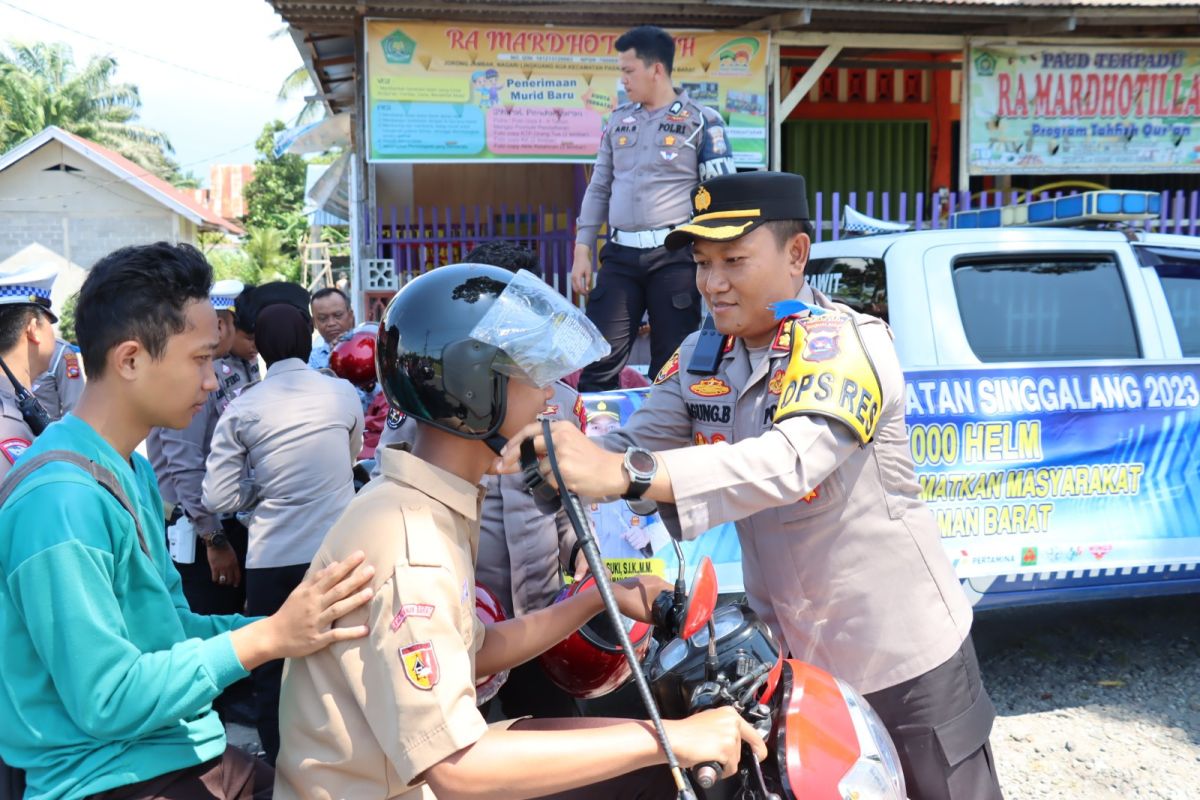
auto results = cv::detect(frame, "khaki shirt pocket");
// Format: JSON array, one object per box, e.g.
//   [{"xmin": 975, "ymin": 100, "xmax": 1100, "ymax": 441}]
[{"xmin": 611, "ymin": 127, "xmax": 640, "ymax": 171}]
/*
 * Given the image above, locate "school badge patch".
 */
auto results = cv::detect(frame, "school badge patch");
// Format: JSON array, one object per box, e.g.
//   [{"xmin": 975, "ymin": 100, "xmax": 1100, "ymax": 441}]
[
  {"xmin": 400, "ymin": 641, "xmax": 440, "ymax": 690},
  {"xmin": 654, "ymin": 348, "xmax": 681, "ymax": 385},
  {"xmin": 386, "ymin": 407, "xmax": 407, "ymax": 430},
  {"xmin": 64, "ymin": 352, "xmax": 82, "ymax": 379}
]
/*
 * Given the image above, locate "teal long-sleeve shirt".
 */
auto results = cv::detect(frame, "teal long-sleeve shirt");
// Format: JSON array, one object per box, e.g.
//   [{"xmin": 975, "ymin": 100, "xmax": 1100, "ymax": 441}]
[{"xmin": 0, "ymin": 414, "xmax": 254, "ymax": 800}]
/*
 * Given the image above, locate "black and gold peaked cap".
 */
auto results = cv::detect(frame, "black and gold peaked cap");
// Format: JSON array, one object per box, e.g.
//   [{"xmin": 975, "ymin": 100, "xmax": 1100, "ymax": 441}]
[{"xmin": 664, "ymin": 171, "xmax": 811, "ymax": 251}]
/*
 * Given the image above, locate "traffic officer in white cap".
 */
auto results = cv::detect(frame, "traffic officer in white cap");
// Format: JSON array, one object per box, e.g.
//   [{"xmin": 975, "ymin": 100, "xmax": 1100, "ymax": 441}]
[
  {"xmin": 0, "ymin": 261, "xmax": 59, "ymax": 478},
  {"xmin": 146, "ymin": 278, "xmax": 250, "ymax": 618}
]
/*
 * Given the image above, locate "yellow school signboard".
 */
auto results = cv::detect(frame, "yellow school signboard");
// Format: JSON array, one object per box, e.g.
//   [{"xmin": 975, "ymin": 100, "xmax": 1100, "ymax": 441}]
[{"xmin": 365, "ymin": 20, "xmax": 769, "ymax": 165}]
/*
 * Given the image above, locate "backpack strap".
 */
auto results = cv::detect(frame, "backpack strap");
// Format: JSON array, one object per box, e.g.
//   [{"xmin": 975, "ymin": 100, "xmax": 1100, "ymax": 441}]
[{"xmin": 0, "ymin": 449, "xmax": 150, "ymax": 556}]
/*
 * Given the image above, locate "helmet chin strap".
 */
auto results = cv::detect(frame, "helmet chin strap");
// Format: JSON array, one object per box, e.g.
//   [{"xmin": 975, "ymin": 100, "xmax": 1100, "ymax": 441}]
[{"xmin": 484, "ymin": 432, "xmax": 508, "ymax": 456}]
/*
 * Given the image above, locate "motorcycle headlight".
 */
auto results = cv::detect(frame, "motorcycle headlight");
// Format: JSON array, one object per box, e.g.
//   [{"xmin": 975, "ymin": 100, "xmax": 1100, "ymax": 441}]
[{"xmin": 835, "ymin": 679, "xmax": 906, "ymax": 800}]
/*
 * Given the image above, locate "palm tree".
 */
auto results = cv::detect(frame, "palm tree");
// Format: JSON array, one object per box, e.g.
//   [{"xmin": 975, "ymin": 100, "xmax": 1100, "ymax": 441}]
[
  {"xmin": 271, "ymin": 27, "xmax": 323, "ymax": 126},
  {"xmin": 0, "ymin": 41, "xmax": 177, "ymax": 179}
]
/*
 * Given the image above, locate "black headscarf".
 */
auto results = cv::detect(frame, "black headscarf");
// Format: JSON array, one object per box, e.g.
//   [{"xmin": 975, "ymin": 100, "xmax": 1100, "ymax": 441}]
[{"xmin": 255, "ymin": 303, "xmax": 313, "ymax": 366}]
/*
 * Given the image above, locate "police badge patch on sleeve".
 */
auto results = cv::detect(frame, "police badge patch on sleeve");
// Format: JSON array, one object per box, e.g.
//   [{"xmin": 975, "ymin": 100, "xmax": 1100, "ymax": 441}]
[
  {"xmin": 773, "ymin": 313, "xmax": 883, "ymax": 444},
  {"xmin": 386, "ymin": 408, "xmax": 407, "ymax": 430},
  {"xmin": 0, "ymin": 437, "xmax": 30, "ymax": 464},
  {"xmin": 63, "ymin": 352, "xmax": 82, "ymax": 380}
]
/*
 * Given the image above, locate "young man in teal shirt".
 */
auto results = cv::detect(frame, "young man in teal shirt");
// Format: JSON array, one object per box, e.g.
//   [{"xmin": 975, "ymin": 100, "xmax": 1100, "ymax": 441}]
[{"xmin": 0, "ymin": 242, "xmax": 375, "ymax": 800}]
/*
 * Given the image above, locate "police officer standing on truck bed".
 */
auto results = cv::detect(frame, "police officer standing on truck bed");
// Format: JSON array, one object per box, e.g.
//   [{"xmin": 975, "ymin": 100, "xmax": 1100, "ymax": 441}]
[
  {"xmin": 572, "ymin": 25, "xmax": 736, "ymax": 391},
  {"xmin": 0, "ymin": 262, "xmax": 59, "ymax": 477},
  {"xmin": 504, "ymin": 172, "xmax": 1004, "ymax": 800}
]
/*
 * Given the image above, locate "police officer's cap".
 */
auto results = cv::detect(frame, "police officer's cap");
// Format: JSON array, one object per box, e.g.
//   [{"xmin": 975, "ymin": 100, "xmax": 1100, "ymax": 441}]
[
  {"xmin": 664, "ymin": 171, "xmax": 810, "ymax": 251},
  {"xmin": 210, "ymin": 279, "xmax": 244, "ymax": 313},
  {"xmin": 0, "ymin": 261, "xmax": 59, "ymax": 322}
]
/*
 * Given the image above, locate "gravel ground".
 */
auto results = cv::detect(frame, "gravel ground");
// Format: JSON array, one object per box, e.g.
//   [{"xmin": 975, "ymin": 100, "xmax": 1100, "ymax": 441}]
[
  {"xmin": 975, "ymin": 594, "xmax": 1200, "ymax": 800},
  {"xmin": 227, "ymin": 594, "xmax": 1200, "ymax": 798}
]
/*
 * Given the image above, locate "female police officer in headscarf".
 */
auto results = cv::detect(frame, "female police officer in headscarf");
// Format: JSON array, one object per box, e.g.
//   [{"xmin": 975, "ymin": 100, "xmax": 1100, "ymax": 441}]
[{"xmin": 204, "ymin": 293, "xmax": 364, "ymax": 764}]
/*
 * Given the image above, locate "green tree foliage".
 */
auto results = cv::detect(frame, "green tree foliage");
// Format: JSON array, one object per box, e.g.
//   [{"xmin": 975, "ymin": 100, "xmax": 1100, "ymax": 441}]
[
  {"xmin": 243, "ymin": 120, "xmax": 308, "ymax": 235},
  {"xmin": 0, "ymin": 41, "xmax": 180, "ymax": 181},
  {"xmin": 243, "ymin": 227, "xmax": 301, "ymax": 283},
  {"xmin": 56, "ymin": 292, "xmax": 78, "ymax": 344}
]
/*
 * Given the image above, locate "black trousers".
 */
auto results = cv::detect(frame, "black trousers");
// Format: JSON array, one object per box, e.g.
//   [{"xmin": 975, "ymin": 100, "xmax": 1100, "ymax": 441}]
[
  {"xmin": 174, "ymin": 518, "xmax": 249, "ymax": 617},
  {"xmin": 577, "ymin": 242, "xmax": 701, "ymax": 392},
  {"xmin": 245, "ymin": 563, "xmax": 310, "ymax": 766},
  {"xmin": 864, "ymin": 635, "xmax": 1004, "ymax": 800}
]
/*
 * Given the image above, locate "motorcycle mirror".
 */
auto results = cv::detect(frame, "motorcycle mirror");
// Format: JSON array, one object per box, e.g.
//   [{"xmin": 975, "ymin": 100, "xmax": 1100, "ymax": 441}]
[{"xmin": 681, "ymin": 556, "xmax": 718, "ymax": 640}]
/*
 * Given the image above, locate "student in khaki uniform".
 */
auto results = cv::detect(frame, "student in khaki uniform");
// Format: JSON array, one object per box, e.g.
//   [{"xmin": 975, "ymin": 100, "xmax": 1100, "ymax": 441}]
[
  {"xmin": 0, "ymin": 262, "xmax": 60, "ymax": 475},
  {"xmin": 31, "ymin": 338, "xmax": 85, "ymax": 421},
  {"xmin": 275, "ymin": 263, "xmax": 764, "ymax": 800},
  {"xmin": 374, "ymin": 242, "xmax": 589, "ymax": 720},
  {"xmin": 501, "ymin": 172, "xmax": 1004, "ymax": 800}
]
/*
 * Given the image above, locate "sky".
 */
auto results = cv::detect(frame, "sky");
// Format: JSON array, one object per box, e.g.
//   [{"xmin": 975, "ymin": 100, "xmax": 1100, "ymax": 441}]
[{"xmin": 0, "ymin": 0, "xmax": 309, "ymax": 186}]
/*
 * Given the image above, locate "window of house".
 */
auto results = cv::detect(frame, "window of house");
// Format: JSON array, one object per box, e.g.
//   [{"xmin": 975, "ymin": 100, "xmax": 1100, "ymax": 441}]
[{"xmin": 951, "ymin": 254, "xmax": 1139, "ymax": 362}]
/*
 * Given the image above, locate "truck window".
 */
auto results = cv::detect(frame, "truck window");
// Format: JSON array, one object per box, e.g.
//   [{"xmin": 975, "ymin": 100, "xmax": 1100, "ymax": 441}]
[
  {"xmin": 1134, "ymin": 245, "xmax": 1200, "ymax": 357},
  {"xmin": 951, "ymin": 255, "xmax": 1139, "ymax": 362},
  {"xmin": 806, "ymin": 257, "xmax": 887, "ymax": 322}
]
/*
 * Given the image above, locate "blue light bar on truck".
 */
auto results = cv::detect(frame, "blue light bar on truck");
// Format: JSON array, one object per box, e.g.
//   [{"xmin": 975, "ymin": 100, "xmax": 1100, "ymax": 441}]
[{"xmin": 950, "ymin": 191, "xmax": 1161, "ymax": 229}]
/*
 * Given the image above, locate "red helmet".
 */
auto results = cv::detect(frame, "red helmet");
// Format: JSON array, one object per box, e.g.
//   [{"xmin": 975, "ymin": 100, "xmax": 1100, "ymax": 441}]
[
  {"xmin": 474, "ymin": 581, "xmax": 509, "ymax": 705},
  {"xmin": 329, "ymin": 330, "xmax": 377, "ymax": 390},
  {"xmin": 538, "ymin": 575, "xmax": 652, "ymax": 699}
]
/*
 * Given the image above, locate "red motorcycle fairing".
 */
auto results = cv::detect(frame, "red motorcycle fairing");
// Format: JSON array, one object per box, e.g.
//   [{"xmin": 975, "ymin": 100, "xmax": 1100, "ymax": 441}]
[
  {"xmin": 775, "ymin": 660, "xmax": 860, "ymax": 800},
  {"xmin": 538, "ymin": 575, "xmax": 653, "ymax": 699}
]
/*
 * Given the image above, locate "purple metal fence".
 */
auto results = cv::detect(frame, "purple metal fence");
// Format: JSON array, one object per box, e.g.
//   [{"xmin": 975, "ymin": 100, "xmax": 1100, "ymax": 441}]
[
  {"xmin": 375, "ymin": 204, "xmax": 576, "ymax": 297},
  {"xmin": 376, "ymin": 189, "xmax": 1200, "ymax": 297}
]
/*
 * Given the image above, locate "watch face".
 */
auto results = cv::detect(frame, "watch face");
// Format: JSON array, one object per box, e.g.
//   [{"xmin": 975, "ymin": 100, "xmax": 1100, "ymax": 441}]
[{"xmin": 627, "ymin": 449, "xmax": 656, "ymax": 475}]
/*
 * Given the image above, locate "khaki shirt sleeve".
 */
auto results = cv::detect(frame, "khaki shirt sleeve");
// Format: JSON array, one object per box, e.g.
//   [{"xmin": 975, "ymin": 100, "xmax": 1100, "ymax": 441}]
[{"xmin": 347, "ymin": 532, "xmax": 486, "ymax": 786}]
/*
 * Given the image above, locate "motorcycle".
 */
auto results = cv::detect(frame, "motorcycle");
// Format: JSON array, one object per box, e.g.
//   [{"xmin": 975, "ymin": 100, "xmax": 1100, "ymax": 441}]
[{"xmin": 525, "ymin": 419, "xmax": 908, "ymax": 800}]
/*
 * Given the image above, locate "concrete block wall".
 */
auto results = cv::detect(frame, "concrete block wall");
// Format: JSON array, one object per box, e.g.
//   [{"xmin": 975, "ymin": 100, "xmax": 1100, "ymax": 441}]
[{"xmin": 0, "ymin": 211, "xmax": 182, "ymax": 271}]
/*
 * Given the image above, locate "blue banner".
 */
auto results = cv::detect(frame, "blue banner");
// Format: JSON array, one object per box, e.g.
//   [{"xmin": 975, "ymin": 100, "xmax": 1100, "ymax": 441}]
[{"xmin": 583, "ymin": 361, "xmax": 1200, "ymax": 595}]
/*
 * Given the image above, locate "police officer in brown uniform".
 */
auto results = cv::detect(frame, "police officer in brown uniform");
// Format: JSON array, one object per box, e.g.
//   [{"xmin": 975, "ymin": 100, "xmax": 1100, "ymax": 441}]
[
  {"xmin": 275, "ymin": 263, "xmax": 764, "ymax": 800},
  {"xmin": 0, "ymin": 262, "xmax": 59, "ymax": 477},
  {"xmin": 572, "ymin": 26, "xmax": 736, "ymax": 391},
  {"xmin": 503, "ymin": 172, "xmax": 1004, "ymax": 800}
]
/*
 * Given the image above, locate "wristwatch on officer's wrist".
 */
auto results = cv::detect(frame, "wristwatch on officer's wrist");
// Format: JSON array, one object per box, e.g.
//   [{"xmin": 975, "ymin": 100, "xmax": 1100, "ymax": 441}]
[
  {"xmin": 621, "ymin": 447, "xmax": 658, "ymax": 501},
  {"xmin": 202, "ymin": 531, "xmax": 230, "ymax": 549}
]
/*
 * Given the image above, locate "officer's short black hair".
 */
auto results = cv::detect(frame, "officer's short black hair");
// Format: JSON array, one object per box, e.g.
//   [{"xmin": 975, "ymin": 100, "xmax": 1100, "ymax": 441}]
[
  {"xmin": 76, "ymin": 242, "xmax": 213, "ymax": 379},
  {"xmin": 763, "ymin": 219, "xmax": 816, "ymax": 250},
  {"xmin": 311, "ymin": 287, "xmax": 351, "ymax": 309},
  {"xmin": 616, "ymin": 26, "xmax": 675, "ymax": 75},
  {"xmin": 0, "ymin": 306, "xmax": 40, "ymax": 354},
  {"xmin": 463, "ymin": 241, "xmax": 541, "ymax": 277}
]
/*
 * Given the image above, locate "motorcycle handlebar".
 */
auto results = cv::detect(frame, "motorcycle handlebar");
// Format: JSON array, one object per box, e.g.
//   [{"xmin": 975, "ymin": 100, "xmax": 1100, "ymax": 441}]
[{"xmin": 694, "ymin": 763, "xmax": 721, "ymax": 789}]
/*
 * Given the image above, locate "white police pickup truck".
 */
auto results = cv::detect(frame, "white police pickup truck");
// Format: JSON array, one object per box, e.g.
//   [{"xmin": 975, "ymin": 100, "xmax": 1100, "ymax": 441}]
[{"xmin": 805, "ymin": 192, "xmax": 1200, "ymax": 607}]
